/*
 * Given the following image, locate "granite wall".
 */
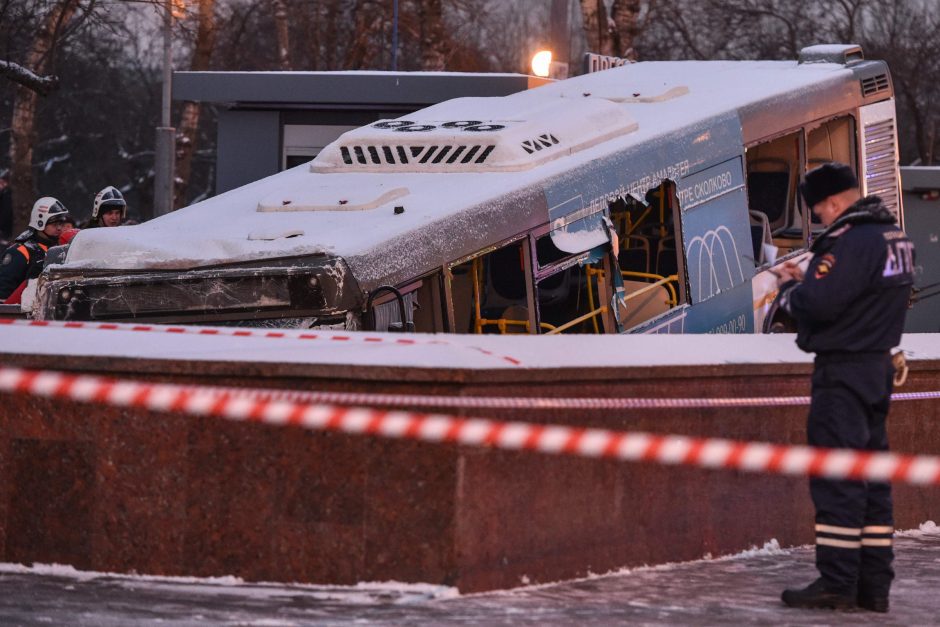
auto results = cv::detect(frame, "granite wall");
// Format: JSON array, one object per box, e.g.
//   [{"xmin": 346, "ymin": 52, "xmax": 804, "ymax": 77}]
[{"xmin": 1, "ymin": 353, "xmax": 938, "ymax": 592}]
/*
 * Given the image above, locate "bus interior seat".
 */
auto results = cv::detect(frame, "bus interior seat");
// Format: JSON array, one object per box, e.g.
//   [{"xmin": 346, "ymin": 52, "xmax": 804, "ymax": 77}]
[
  {"xmin": 499, "ymin": 304, "xmax": 530, "ymax": 333},
  {"xmin": 656, "ymin": 236, "xmax": 678, "ymax": 278},
  {"xmin": 536, "ymin": 268, "xmax": 574, "ymax": 308},
  {"xmin": 478, "ymin": 245, "xmax": 530, "ymax": 326},
  {"xmin": 746, "ymin": 158, "xmax": 792, "ymax": 234},
  {"xmin": 619, "ymin": 235, "xmax": 650, "ymax": 274},
  {"xmin": 618, "ymin": 279, "xmax": 671, "ymax": 329},
  {"xmin": 748, "ymin": 210, "xmax": 773, "ymax": 264},
  {"xmin": 485, "ymin": 245, "xmax": 527, "ymax": 302}
]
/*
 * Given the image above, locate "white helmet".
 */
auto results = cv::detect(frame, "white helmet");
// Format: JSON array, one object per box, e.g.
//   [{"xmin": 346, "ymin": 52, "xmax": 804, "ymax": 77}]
[
  {"xmin": 93, "ymin": 185, "xmax": 127, "ymax": 220},
  {"xmin": 29, "ymin": 196, "xmax": 70, "ymax": 230}
]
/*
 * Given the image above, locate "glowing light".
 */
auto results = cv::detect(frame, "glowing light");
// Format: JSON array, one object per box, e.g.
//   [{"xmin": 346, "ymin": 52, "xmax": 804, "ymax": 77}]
[{"xmin": 531, "ymin": 50, "xmax": 553, "ymax": 78}]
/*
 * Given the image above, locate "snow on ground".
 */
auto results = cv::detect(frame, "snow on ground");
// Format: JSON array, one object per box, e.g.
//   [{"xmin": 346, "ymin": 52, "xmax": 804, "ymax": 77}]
[{"xmin": 1, "ymin": 522, "xmax": 938, "ymax": 626}]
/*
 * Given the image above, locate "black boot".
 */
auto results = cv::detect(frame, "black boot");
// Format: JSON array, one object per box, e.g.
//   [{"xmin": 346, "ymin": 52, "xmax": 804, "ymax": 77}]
[
  {"xmin": 781, "ymin": 578, "xmax": 856, "ymax": 610},
  {"xmin": 857, "ymin": 593, "xmax": 889, "ymax": 613}
]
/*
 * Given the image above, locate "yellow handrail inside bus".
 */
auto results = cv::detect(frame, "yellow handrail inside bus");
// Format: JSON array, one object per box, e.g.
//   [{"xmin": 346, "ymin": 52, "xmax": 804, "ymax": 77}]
[
  {"xmin": 476, "ymin": 317, "xmax": 555, "ymax": 333},
  {"xmin": 585, "ymin": 265, "xmax": 606, "ymax": 334},
  {"xmin": 544, "ymin": 305, "xmax": 608, "ymax": 335},
  {"xmin": 625, "ymin": 205, "xmax": 653, "ymax": 238}
]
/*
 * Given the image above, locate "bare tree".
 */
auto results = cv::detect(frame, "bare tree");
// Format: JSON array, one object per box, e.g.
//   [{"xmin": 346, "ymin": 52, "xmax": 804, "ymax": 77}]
[
  {"xmin": 579, "ymin": 0, "xmax": 611, "ymax": 55},
  {"xmin": 273, "ymin": 0, "xmax": 291, "ymax": 70},
  {"xmin": 5, "ymin": 0, "xmax": 85, "ymax": 233},
  {"xmin": 6, "ymin": 0, "xmax": 940, "ymax": 225},
  {"xmin": 418, "ymin": 0, "xmax": 448, "ymax": 70},
  {"xmin": 345, "ymin": 0, "xmax": 386, "ymax": 69},
  {"xmin": 463, "ymin": 0, "xmax": 549, "ymax": 72},
  {"xmin": 609, "ymin": 0, "xmax": 643, "ymax": 59},
  {"xmin": 861, "ymin": 0, "xmax": 940, "ymax": 164}
]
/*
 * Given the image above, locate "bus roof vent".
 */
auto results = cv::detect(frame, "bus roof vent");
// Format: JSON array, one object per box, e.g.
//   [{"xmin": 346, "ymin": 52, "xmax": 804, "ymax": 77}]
[
  {"xmin": 799, "ymin": 44, "xmax": 864, "ymax": 65},
  {"xmin": 521, "ymin": 133, "xmax": 560, "ymax": 154},
  {"xmin": 311, "ymin": 97, "xmax": 637, "ymax": 174},
  {"xmin": 860, "ymin": 73, "xmax": 890, "ymax": 97},
  {"xmin": 338, "ymin": 143, "xmax": 497, "ymax": 166}
]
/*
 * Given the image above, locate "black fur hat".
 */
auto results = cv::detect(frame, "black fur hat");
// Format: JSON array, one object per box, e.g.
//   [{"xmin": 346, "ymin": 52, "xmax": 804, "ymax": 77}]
[{"xmin": 799, "ymin": 162, "xmax": 858, "ymax": 208}]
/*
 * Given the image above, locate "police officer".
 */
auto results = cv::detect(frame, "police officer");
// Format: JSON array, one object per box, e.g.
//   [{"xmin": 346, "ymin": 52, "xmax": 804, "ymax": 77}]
[
  {"xmin": 776, "ymin": 163, "xmax": 914, "ymax": 613},
  {"xmin": 86, "ymin": 185, "xmax": 126, "ymax": 228},
  {"xmin": 0, "ymin": 197, "xmax": 72, "ymax": 301}
]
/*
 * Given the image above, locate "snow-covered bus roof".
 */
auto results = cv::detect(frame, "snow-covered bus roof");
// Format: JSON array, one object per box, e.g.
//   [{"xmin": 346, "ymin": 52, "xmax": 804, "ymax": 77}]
[{"xmin": 62, "ymin": 56, "xmax": 880, "ymax": 289}]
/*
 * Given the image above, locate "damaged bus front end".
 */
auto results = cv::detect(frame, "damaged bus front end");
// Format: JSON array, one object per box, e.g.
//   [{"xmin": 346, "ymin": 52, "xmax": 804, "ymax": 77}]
[{"xmin": 36, "ymin": 254, "xmax": 363, "ymax": 327}]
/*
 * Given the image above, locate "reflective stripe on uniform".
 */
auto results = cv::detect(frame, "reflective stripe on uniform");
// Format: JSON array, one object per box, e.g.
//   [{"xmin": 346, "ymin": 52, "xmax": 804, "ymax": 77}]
[
  {"xmin": 815, "ymin": 523, "xmax": 862, "ymax": 549},
  {"xmin": 815, "ymin": 524, "xmax": 861, "ymax": 536},
  {"xmin": 15, "ymin": 245, "xmax": 29, "ymax": 264},
  {"xmin": 860, "ymin": 524, "xmax": 893, "ymax": 548},
  {"xmin": 816, "ymin": 537, "xmax": 862, "ymax": 549},
  {"xmin": 861, "ymin": 538, "xmax": 893, "ymax": 547},
  {"xmin": 862, "ymin": 525, "xmax": 894, "ymax": 534}
]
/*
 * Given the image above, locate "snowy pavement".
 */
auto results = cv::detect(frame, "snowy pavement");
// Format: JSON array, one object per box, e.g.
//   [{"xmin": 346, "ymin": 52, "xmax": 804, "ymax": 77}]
[{"xmin": 2, "ymin": 524, "xmax": 938, "ymax": 626}]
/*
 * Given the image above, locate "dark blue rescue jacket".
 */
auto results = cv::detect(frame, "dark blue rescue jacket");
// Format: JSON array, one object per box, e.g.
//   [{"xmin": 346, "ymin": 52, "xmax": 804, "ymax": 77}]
[
  {"xmin": 778, "ymin": 196, "xmax": 914, "ymax": 354},
  {"xmin": 0, "ymin": 230, "xmax": 52, "ymax": 300}
]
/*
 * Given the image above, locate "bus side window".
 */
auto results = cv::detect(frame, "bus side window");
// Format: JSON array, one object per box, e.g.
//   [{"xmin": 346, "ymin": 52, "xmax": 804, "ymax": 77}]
[
  {"xmin": 446, "ymin": 238, "xmax": 533, "ymax": 334},
  {"xmin": 807, "ymin": 115, "xmax": 857, "ymax": 172},
  {"xmin": 532, "ymin": 235, "xmax": 607, "ymax": 334},
  {"xmin": 746, "ymin": 130, "xmax": 802, "ymax": 254},
  {"xmin": 806, "ymin": 115, "xmax": 858, "ymax": 231},
  {"xmin": 607, "ymin": 180, "xmax": 685, "ymax": 330}
]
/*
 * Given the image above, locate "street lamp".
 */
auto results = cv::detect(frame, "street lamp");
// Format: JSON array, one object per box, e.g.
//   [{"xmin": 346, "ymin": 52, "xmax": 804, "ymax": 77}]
[
  {"xmin": 531, "ymin": 50, "xmax": 553, "ymax": 77},
  {"xmin": 531, "ymin": 49, "xmax": 569, "ymax": 80}
]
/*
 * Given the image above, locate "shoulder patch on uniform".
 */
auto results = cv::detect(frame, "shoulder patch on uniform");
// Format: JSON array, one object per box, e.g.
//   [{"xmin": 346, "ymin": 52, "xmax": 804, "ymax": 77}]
[
  {"xmin": 1, "ymin": 253, "xmax": 11, "ymax": 266},
  {"xmin": 883, "ymin": 239, "xmax": 915, "ymax": 278},
  {"xmin": 814, "ymin": 253, "xmax": 836, "ymax": 279}
]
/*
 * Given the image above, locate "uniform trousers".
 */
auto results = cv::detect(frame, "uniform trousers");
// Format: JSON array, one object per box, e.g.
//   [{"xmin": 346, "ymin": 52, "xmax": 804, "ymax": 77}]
[{"xmin": 808, "ymin": 351, "xmax": 895, "ymax": 598}]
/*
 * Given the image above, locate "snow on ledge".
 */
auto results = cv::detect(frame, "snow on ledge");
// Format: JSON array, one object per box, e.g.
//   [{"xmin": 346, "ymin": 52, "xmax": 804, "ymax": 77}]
[{"xmin": 1, "ymin": 323, "xmax": 938, "ymax": 370}]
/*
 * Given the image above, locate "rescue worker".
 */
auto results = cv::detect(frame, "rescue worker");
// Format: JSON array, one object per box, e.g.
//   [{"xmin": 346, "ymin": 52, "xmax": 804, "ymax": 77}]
[
  {"xmin": 86, "ymin": 185, "xmax": 126, "ymax": 228},
  {"xmin": 0, "ymin": 197, "xmax": 72, "ymax": 301},
  {"xmin": 775, "ymin": 163, "xmax": 914, "ymax": 613}
]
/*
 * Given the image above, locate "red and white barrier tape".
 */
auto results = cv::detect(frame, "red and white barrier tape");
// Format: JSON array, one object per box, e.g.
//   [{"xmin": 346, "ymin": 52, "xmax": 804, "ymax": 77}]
[
  {"xmin": 2, "ymin": 365, "xmax": 939, "ymax": 486},
  {"xmin": 173, "ymin": 385, "xmax": 940, "ymax": 410},
  {"xmin": 0, "ymin": 318, "xmax": 523, "ymax": 366}
]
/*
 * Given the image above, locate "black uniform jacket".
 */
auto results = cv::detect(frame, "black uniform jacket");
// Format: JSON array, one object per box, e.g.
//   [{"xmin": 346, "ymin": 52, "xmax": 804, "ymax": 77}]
[
  {"xmin": 778, "ymin": 196, "xmax": 914, "ymax": 354},
  {"xmin": 0, "ymin": 230, "xmax": 52, "ymax": 300}
]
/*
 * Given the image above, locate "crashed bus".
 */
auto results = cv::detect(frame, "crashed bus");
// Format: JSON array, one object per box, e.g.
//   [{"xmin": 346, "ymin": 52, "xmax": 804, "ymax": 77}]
[{"xmin": 35, "ymin": 44, "xmax": 903, "ymax": 335}]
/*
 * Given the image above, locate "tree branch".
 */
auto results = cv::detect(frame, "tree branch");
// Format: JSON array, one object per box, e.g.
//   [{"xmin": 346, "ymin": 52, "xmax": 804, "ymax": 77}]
[{"xmin": 0, "ymin": 59, "xmax": 59, "ymax": 95}]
